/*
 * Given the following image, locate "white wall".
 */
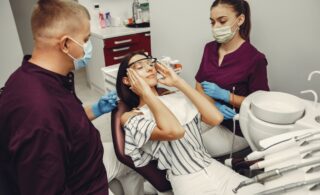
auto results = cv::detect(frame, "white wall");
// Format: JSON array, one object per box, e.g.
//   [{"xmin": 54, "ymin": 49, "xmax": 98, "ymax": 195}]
[
  {"xmin": 149, "ymin": 0, "xmax": 320, "ymax": 100},
  {"xmin": 249, "ymin": 0, "xmax": 320, "ymax": 100},
  {"xmin": 9, "ymin": 0, "xmax": 36, "ymax": 55},
  {"xmin": 0, "ymin": 0, "xmax": 23, "ymax": 87},
  {"xmin": 78, "ymin": 0, "xmax": 132, "ymax": 28},
  {"xmin": 149, "ymin": 0, "xmax": 213, "ymax": 86}
]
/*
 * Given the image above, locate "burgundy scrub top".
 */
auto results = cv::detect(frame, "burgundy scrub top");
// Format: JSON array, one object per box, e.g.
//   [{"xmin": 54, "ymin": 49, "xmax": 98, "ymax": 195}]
[
  {"xmin": 0, "ymin": 56, "xmax": 108, "ymax": 195},
  {"xmin": 195, "ymin": 41, "xmax": 269, "ymax": 136}
]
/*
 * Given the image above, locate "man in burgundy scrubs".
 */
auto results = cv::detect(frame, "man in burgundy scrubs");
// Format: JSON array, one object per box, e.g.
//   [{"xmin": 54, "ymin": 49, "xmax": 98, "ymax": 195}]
[{"xmin": 0, "ymin": 0, "xmax": 117, "ymax": 194}]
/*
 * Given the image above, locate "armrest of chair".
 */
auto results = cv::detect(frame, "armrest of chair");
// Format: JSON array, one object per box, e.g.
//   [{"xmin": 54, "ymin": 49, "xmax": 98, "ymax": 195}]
[{"xmin": 111, "ymin": 99, "xmax": 172, "ymax": 192}]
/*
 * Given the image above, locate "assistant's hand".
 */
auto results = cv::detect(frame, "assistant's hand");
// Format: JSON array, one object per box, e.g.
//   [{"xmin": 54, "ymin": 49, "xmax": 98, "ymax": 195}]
[
  {"xmin": 201, "ymin": 81, "xmax": 230, "ymax": 103},
  {"xmin": 92, "ymin": 90, "xmax": 118, "ymax": 117},
  {"xmin": 156, "ymin": 62, "xmax": 181, "ymax": 87},
  {"xmin": 214, "ymin": 102, "xmax": 236, "ymax": 120}
]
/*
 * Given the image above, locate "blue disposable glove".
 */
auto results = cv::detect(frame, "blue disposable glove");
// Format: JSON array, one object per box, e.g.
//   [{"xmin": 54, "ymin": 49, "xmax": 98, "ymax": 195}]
[
  {"xmin": 92, "ymin": 91, "xmax": 118, "ymax": 117},
  {"xmin": 214, "ymin": 101, "xmax": 236, "ymax": 120},
  {"xmin": 201, "ymin": 81, "xmax": 230, "ymax": 103}
]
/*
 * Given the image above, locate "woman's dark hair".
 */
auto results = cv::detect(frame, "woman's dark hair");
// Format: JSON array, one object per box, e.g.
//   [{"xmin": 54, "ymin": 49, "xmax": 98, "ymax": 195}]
[
  {"xmin": 116, "ymin": 51, "xmax": 150, "ymax": 109},
  {"xmin": 211, "ymin": 0, "xmax": 251, "ymax": 40}
]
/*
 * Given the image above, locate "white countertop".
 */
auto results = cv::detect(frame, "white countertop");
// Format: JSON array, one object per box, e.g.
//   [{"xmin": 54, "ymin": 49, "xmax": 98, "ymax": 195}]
[{"xmin": 91, "ymin": 26, "xmax": 151, "ymax": 39}]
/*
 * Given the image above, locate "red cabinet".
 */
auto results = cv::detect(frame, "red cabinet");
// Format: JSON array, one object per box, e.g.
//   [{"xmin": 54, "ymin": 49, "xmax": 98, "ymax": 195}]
[{"xmin": 103, "ymin": 32, "xmax": 151, "ymax": 66}]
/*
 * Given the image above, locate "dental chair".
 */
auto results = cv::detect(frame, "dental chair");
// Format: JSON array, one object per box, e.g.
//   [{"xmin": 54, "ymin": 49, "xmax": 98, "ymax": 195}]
[{"xmin": 111, "ymin": 88, "xmax": 172, "ymax": 192}]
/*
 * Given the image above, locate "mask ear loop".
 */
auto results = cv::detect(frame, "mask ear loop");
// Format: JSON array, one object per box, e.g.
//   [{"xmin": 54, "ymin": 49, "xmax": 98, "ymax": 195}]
[
  {"xmin": 65, "ymin": 37, "xmax": 85, "ymax": 61},
  {"xmin": 67, "ymin": 37, "xmax": 84, "ymax": 48},
  {"xmin": 231, "ymin": 17, "xmax": 241, "ymax": 32}
]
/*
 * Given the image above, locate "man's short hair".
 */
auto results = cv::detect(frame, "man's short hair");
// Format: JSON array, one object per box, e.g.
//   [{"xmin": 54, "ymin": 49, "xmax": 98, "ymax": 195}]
[{"xmin": 31, "ymin": 0, "xmax": 90, "ymax": 40}]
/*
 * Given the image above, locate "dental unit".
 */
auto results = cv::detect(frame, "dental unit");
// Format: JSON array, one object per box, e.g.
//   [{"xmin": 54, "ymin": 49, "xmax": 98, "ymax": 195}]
[
  {"xmin": 233, "ymin": 70, "xmax": 320, "ymax": 194},
  {"xmin": 233, "ymin": 158, "xmax": 320, "ymax": 193},
  {"xmin": 250, "ymin": 143, "xmax": 320, "ymax": 170},
  {"xmin": 256, "ymin": 177, "xmax": 320, "ymax": 195},
  {"xmin": 239, "ymin": 85, "xmax": 319, "ymax": 151},
  {"xmin": 245, "ymin": 132, "xmax": 320, "ymax": 161}
]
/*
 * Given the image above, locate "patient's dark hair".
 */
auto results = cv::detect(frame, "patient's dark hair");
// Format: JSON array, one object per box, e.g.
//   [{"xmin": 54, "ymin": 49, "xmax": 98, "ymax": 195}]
[
  {"xmin": 116, "ymin": 51, "xmax": 150, "ymax": 109},
  {"xmin": 211, "ymin": 0, "xmax": 251, "ymax": 40}
]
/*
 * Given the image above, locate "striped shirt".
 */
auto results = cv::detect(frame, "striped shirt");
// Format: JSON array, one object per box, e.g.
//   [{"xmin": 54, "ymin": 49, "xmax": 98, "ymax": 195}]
[{"xmin": 124, "ymin": 113, "xmax": 213, "ymax": 176}]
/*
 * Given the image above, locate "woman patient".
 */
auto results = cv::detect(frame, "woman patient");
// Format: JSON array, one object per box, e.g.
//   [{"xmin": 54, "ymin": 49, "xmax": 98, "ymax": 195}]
[{"xmin": 116, "ymin": 51, "xmax": 263, "ymax": 195}]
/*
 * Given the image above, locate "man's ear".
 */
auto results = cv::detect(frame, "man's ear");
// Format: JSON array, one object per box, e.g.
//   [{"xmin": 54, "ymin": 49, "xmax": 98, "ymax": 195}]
[
  {"xmin": 59, "ymin": 35, "xmax": 69, "ymax": 54},
  {"xmin": 122, "ymin": 77, "xmax": 131, "ymax": 86}
]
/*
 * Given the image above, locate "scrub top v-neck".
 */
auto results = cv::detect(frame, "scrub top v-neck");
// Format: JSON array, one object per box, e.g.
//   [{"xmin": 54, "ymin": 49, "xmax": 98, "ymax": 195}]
[{"xmin": 195, "ymin": 41, "xmax": 269, "ymax": 136}]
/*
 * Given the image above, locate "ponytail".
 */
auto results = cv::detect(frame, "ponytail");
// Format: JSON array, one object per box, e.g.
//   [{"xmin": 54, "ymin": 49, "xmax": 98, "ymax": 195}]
[
  {"xmin": 240, "ymin": 0, "xmax": 251, "ymax": 40},
  {"xmin": 211, "ymin": 0, "xmax": 251, "ymax": 40}
]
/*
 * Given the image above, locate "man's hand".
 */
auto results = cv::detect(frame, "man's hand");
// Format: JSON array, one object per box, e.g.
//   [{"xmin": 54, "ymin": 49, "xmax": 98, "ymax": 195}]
[{"xmin": 92, "ymin": 91, "xmax": 118, "ymax": 118}]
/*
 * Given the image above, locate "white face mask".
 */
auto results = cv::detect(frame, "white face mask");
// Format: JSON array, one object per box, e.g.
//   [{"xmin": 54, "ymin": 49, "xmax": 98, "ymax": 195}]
[{"xmin": 212, "ymin": 19, "xmax": 239, "ymax": 43}]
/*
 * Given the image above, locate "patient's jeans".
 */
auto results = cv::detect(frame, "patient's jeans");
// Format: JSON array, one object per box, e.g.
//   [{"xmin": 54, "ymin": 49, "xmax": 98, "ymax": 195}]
[
  {"xmin": 167, "ymin": 160, "xmax": 264, "ymax": 195},
  {"xmin": 201, "ymin": 124, "xmax": 249, "ymax": 157}
]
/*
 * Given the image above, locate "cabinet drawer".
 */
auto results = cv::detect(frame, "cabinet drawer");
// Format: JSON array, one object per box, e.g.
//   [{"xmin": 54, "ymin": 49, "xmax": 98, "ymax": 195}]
[
  {"xmin": 104, "ymin": 45, "xmax": 139, "ymax": 66},
  {"xmin": 104, "ymin": 34, "xmax": 140, "ymax": 49},
  {"xmin": 136, "ymin": 32, "xmax": 151, "ymax": 55},
  {"xmin": 103, "ymin": 32, "xmax": 151, "ymax": 66}
]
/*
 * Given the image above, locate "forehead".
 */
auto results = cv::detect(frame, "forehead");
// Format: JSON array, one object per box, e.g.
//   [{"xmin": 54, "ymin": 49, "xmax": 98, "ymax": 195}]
[
  {"xmin": 129, "ymin": 54, "xmax": 147, "ymax": 64},
  {"xmin": 211, "ymin": 4, "xmax": 237, "ymax": 19}
]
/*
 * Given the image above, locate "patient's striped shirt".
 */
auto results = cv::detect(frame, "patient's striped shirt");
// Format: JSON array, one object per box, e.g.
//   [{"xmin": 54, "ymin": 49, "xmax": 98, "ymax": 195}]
[{"xmin": 124, "ymin": 113, "xmax": 213, "ymax": 176}]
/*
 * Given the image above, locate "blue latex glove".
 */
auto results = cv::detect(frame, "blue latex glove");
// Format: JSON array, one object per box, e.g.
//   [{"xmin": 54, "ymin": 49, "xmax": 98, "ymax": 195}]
[
  {"xmin": 214, "ymin": 101, "xmax": 236, "ymax": 120},
  {"xmin": 201, "ymin": 81, "xmax": 230, "ymax": 103},
  {"xmin": 92, "ymin": 91, "xmax": 118, "ymax": 117}
]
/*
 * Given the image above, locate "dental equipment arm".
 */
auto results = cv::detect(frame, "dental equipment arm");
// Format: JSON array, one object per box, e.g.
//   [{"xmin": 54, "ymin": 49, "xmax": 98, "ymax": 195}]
[
  {"xmin": 308, "ymin": 70, "xmax": 320, "ymax": 81},
  {"xmin": 301, "ymin": 90, "xmax": 318, "ymax": 106},
  {"xmin": 246, "ymin": 132, "xmax": 320, "ymax": 161},
  {"xmin": 250, "ymin": 144, "xmax": 320, "ymax": 170},
  {"xmin": 233, "ymin": 158, "xmax": 320, "ymax": 193},
  {"xmin": 255, "ymin": 177, "xmax": 320, "ymax": 195}
]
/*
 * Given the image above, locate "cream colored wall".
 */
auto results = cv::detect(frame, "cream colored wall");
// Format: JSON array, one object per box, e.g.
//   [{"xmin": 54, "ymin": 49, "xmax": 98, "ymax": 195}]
[
  {"xmin": 0, "ymin": 0, "xmax": 23, "ymax": 87},
  {"xmin": 149, "ymin": 0, "xmax": 320, "ymax": 100}
]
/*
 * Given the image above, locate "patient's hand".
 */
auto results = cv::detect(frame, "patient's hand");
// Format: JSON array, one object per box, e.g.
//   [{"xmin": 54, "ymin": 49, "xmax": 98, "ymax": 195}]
[
  {"xmin": 127, "ymin": 68, "xmax": 153, "ymax": 97},
  {"xmin": 156, "ymin": 63, "xmax": 181, "ymax": 87}
]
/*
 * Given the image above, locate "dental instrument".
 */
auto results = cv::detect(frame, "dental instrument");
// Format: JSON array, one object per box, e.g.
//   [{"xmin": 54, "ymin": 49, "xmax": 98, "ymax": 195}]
[
  {"xmin": 246, "ymin": 132, "xmax": 320, "ymax": 161},
  {"xmin": 255, "ymin": 177, "xmax": 320, "ymax": 195},
  {"xmin": 232, "ymin": 158, "xmax": 320, "ymax": 193},
  {"xmin": 250, "ymin": 144, "xmax": 320, "ymax": 170}
]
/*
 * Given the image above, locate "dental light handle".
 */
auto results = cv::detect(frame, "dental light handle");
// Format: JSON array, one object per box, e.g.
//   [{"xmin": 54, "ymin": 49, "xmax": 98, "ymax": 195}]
[
  {"xmin": 250, "ymin": 145, "xmax": 320, "ymax": 170},
  {"xmin": 233, "ymin": 158, "xmax": 320, "ymax": 193},
  {"xmin": 246, "ymin": 132, "xmax": 320, "ymax": 161},
  {"xmin": 256, "ymin": 177, "xmax": 320, "ymax": 195}
]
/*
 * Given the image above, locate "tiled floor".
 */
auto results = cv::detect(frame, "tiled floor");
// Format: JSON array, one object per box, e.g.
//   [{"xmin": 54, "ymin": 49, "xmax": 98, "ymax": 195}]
[{"xmin": 74, "ymin": 68, "xmax": 112, "ymax": 143}]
